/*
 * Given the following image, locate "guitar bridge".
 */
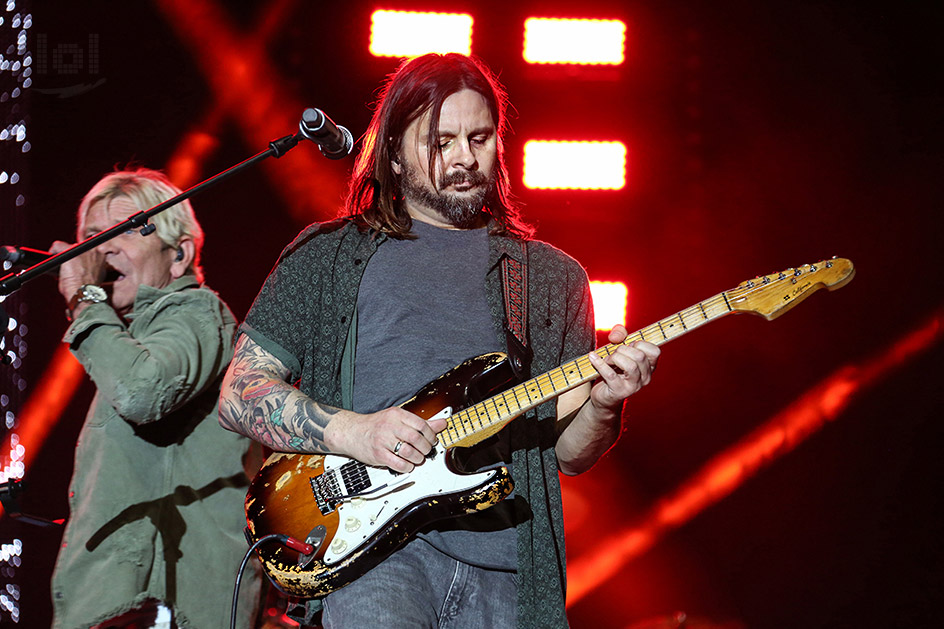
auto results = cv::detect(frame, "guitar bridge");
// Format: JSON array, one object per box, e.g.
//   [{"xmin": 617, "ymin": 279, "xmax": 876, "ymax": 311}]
[{"xmin": 309, "ymin": 460, "xmax": 372, "ymax": 515}]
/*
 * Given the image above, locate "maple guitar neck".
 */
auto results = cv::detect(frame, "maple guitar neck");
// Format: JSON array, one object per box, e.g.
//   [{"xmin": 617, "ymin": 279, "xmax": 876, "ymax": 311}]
[
  {"xmin": 438, "ymin": 290, "xmax": 727, "ymax": 449},
  {"xmin": 439, "ymin": 257, "xmax": 856, "ymax": 449}
]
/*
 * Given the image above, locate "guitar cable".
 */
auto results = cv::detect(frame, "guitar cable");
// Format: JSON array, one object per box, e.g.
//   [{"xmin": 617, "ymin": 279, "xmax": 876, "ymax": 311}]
[{"xmin": 230, "ymin": 533, "xmax": 315, "ymax": 629}]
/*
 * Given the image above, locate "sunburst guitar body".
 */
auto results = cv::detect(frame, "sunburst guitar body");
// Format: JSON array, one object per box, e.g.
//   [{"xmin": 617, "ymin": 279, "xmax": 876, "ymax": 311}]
[{"xmin": 245, "ymin": 352, "xmax": 518, "ymax": 597}]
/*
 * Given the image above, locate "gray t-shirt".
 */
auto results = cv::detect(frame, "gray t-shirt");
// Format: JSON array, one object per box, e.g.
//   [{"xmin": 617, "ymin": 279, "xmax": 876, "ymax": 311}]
[{"xmin": 353, "ymin": 219, "xmax": 517, "ymax": 570}]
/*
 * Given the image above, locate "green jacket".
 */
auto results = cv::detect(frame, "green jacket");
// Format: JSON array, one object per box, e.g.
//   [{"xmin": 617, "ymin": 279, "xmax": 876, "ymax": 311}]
[
  {"xmin": 51, "ymin": 276, "xmax": 259, "ymax": 629},
  {"xmin": 244, "ymin": 220, "xmax": 595, "ymax": 628}
]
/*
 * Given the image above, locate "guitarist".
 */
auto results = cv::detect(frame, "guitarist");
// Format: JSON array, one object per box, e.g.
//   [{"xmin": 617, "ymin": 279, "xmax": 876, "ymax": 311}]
[{"xmin": 219, "ymin": 53, "xmax": 660, "ymax": 628}]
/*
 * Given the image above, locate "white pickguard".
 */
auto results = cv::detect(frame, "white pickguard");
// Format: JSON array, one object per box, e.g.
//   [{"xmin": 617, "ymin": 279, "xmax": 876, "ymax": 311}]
[{"xmin": 321, "ymin": 406, "xmax": 498, "ymax": 565}]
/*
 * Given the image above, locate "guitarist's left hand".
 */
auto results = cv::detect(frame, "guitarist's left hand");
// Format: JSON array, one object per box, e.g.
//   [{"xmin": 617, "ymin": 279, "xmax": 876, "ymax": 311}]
[
  {"xmin": 587, "ymin": 324, "xmax": 660, "ymax": 411},
  {"xmin": 556, "ymin": 324, "xmax": 660, "ymax": 475}
]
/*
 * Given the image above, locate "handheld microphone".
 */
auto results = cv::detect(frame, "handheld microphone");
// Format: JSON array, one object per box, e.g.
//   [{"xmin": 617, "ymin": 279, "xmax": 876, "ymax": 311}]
[
  {"xmin": 1, "ymin": 245, "xmax": 52, "ymax": 268},
  {"xmin": 299, "ymin": 108, "xmax": 354, "ymax": 160}
]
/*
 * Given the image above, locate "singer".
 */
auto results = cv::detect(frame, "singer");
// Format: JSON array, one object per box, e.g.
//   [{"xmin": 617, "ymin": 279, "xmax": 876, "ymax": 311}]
[
  {"xmin": 219, "ymin": 53, "xmax": 659, "ymax": 628},
  {"xmin": 48, "ymin": 168, "xmax": 260, "ymax": 629}
]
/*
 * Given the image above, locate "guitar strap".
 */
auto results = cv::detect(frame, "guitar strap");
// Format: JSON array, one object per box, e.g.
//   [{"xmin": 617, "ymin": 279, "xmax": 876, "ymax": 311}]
[{"xmin": 501, "ymin": 240, "xmax": 533, "ymax": 379}]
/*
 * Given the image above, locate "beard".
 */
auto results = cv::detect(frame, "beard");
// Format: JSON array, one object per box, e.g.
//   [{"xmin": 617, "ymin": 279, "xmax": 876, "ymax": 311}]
[{"xmin": 398, "ymin": 161, "xmax": 496, "ymax": 229}]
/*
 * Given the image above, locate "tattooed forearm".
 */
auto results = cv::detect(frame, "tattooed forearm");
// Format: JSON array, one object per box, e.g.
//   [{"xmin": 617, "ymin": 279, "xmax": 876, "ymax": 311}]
[
  {"xmin": 219, "ymin": 335, "xmax": 347, "ymax": 454},
  {"xmin": 284, "ymin": 398, "xmax": 343, "ymax": 449}
]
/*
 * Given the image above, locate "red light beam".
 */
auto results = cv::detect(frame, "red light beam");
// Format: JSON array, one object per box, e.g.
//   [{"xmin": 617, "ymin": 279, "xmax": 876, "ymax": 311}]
[
  {"xmin": 165, "ymin": 0, "xmax": 299, "ymax": 188},
  {"xmin": 0, "ymin": 345, "xmax": 85, "ymax": 518},
  {"xmin": 566, "ymin": 308, "xmax": 944, "ymax": 606},
  {"xmin": 154, "ymin": 0, "xmax": 347, "ymax": 223}
]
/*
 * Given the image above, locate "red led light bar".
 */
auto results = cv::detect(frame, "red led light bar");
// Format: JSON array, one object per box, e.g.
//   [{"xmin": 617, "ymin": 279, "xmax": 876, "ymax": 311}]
[
  {"xmin": 590, "ymin": 281, "xmax": 628, "ymax": 331},
  {"xmin": 523, "ymin": 140, "xmax": 627, "ymax": 190},
  {"xmin": 524, "ymin": 18, "xmax": 626, "ymax": 65},
  {"xmin": 370, "ymin": 10, "xmax": 473, "ymax": 57}
]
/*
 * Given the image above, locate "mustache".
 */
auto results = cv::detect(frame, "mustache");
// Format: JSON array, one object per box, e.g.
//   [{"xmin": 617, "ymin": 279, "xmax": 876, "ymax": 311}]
[{"xmin": 439, "ymin": 170, "xmax": 489, "ymax": 188}]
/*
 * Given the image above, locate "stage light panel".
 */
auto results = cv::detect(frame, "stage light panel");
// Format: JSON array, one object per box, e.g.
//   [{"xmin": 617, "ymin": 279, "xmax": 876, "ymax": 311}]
[
  {"xmin": 523, "ymin": 18, "xmax": 626, "ymax": 65},
  {"xmin": 523, "ymin": 140, "xmax": 626, "ymax": 190},
  {"xmin": 590, "ymin": 281, "xmax": 628, "ymax": 331},
  {"xmin": 370, "ymin": 10, "xmax": 473, "ymax": 57}
]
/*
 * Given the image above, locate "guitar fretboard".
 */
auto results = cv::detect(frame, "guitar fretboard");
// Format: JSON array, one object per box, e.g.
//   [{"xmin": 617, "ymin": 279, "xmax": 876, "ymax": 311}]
[{"xmin": 440, "ymin": 289, "xmax": 741, "ymax": 448}]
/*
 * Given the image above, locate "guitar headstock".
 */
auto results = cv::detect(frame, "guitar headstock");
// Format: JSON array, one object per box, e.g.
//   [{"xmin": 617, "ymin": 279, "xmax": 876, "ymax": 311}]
[{"xmin": 727, "ymin": 258, "xmax": 855, "ymax": 320}]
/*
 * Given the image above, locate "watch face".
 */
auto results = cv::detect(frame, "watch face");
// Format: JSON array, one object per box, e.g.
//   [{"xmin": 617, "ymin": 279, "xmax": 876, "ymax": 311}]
[{"xmin": 82, "ymin": 285, "xmax": 108, "ymax": 301}]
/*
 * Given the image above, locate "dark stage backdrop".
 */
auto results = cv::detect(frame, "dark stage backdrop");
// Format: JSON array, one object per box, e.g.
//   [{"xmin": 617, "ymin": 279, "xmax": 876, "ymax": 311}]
[{"xmin": 1, "ymin": 1, "xmax": 941, "ymax": 627}]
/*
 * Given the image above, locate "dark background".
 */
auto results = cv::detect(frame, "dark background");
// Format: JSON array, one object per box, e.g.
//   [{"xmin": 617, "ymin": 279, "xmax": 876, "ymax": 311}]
[{"xmin": 2, "ymin": 1, "xmax": 942, "ymax": 627}]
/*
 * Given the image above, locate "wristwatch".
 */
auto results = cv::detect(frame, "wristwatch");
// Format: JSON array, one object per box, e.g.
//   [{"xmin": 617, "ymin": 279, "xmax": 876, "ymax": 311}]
[{"xmin": 66, "ymin": 284, "xmax": 108, "ymax": 321}]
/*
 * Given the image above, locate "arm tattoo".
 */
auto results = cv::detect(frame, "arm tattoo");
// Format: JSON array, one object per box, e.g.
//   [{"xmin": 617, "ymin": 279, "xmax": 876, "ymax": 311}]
[
  {"xmin": 222, "ymin": 336, "xmax": 344, "ymax": 453},
  {"xmin": 286, "ymin": 397, "xmax": 342, "ymax": 449}
]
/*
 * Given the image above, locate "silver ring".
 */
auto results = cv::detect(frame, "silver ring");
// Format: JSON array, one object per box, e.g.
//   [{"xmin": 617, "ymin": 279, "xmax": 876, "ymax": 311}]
[{"xmin": 393, "ymin": 441, "xmax": 403, "ymax": 455}]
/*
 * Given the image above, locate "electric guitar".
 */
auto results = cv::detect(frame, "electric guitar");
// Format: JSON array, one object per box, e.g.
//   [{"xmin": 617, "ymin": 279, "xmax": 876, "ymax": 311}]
[{"xmin": 244, "ymin": 258, "xmax": 855, "ymax": 597}]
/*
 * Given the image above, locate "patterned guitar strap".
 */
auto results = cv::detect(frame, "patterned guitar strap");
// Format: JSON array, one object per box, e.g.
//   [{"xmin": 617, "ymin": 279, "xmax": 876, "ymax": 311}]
[{"xmin": 501, "ymin": 240, "xmax": 533, "ymax": 379}]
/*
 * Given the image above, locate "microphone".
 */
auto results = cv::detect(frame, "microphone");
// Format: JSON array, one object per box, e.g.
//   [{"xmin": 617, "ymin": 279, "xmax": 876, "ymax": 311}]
[
  {"xmin": 1, "ymin": 245, "xmax": 52, "ymax": 268},
  {"xmin": 299, "ymin": 108, "xmax": 354, "ymax": 160}
]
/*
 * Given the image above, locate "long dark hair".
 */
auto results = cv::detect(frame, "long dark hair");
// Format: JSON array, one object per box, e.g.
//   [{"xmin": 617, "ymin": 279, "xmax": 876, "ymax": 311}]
[{"xmin": 345, "ymin": 53, "xmax": 532, "ymax": 239}]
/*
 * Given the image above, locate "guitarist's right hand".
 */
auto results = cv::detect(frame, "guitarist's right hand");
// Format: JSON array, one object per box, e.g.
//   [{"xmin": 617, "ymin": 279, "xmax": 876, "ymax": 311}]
[
  {"xmin": 325, "ymin": 407, "xmax": 448, "ymax": 474},
  {"xmin": 221, "ymin": 334, "xmax": 447, "ymax": 473}
]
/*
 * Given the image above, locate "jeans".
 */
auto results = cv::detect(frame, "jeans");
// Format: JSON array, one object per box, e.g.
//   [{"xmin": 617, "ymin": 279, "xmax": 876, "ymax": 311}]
[{"xmin": 322, "ymin": 538, "xmax": 517, "ymax": 629}]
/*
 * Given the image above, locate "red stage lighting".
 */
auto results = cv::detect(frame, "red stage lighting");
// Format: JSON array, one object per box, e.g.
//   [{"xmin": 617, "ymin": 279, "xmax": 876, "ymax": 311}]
[
  {"xmin": 0, "ymin": 345, "xmax": 85, "ymax": 519},
  {"xmin": 590, "ymin": 281, "xmax": 628, "ymax": 331},
  {"xmin": 523, "ymin": 140, "xmax": 627, "ymax": 190},
  {"xmin": 523, "ymin": 18, "xmax": 626, "ymax": 65},
  {"xmin": 370, "ymin": 10, "xmax": 473, "ymax": 57},
  {"xmin": 566, "ymin": 308, "xmax": 944, "ymax": 605}
]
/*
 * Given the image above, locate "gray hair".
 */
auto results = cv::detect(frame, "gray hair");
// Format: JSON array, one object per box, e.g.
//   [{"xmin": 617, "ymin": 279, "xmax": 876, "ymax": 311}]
[{"xmin": 77, "ymin": 168, "xmax": 205, "ymax": 282}]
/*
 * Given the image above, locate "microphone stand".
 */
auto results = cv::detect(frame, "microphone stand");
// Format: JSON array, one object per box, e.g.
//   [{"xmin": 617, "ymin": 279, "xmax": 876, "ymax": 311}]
[{"xmin": 0, "ymin": 131, "xmax": 304, "ymax": 298}]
